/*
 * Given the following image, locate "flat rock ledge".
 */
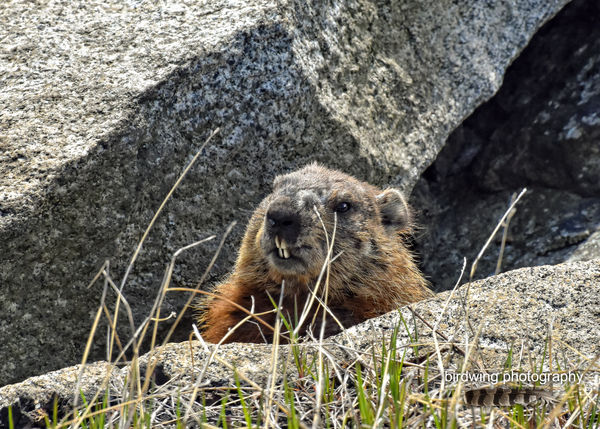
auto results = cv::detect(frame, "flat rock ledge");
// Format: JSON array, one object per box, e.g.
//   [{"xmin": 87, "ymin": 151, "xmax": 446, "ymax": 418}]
[{"xmin": 1, "ymin": 259, "xmax": 598, "ymax": 426}]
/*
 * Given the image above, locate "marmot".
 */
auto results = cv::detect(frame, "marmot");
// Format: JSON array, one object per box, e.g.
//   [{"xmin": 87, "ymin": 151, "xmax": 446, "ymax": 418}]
[{"xmin": 197, "ymin": 164, "xmax": 432, "ymax": 343}]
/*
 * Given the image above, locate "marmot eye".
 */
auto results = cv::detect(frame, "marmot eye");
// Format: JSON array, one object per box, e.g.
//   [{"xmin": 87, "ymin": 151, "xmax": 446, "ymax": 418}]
[{"xmin": 334, "ymin": 202, "xmax": 351, "ymax": 213}]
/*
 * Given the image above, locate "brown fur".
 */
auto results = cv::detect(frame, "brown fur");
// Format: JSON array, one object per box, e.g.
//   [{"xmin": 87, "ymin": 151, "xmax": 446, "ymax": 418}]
[{"xmin": 196, "ymin": 164, "xmax": 433, "ymax": 343}]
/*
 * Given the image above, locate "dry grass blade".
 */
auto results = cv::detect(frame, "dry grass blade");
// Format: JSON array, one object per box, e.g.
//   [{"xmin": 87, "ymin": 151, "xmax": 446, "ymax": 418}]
[
  {"xmin": 138, "ymin": 235, "xmax": 217, "ymax": 395},
  {"xmin": 162, "ymin": 220, "xmax": 237, "ymax": 347},
  {"xmin": 133, "ymin": 233, "xmax": 223, "ymax": 400},
  {"xmin": 109, "ymin": 128, "xmax": 220, "ymax": 362},
  {"xmin": 264, "ymin": 280, "xmax": 286, "ymax": 429},
  {"xmin": 309, "ymin": 207, "xmax": 337, "ymax": 429},
  {"xmin": 469, "ymin": 187, "xmax": 526, "ymax": 281},
  {"xmin": 145, "ymin": 236, "xmax": 216, "ymax": 349},
  {"xmin": 72, "ymin": 260, "xmax": 110, "ymax": 408},
  {"xmin": 448, "ymin": 293, "xmax": 501, "ymax": 421},
  {"xmin": 432, "ymin": 257, "xmax": 467, "ymax": 397},
  {"xmin": 495, "ymin": 192, "xmax": 518, "ymax": 275},
  {"xmin": 291, "ymin": 207, "xmax": 336, "ymax": 338}
]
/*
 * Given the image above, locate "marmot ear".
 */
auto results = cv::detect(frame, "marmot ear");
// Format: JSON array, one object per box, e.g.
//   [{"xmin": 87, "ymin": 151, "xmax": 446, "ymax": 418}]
[{"xmin": 376, "ymin": 189, "xmax": 413, "ymax": 234}]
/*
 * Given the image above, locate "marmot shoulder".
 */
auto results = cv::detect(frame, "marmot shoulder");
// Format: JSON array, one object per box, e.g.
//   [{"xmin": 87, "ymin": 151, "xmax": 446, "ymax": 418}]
[{"xmin": 196, "ymin": 163, "xmax": 432, "ymax": 343}]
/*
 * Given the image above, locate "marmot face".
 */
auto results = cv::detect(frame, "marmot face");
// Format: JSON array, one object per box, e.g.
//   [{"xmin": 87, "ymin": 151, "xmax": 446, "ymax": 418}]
[{"xmin": 254, "ymin": 164, "xmax": 413, "ymax": 286}]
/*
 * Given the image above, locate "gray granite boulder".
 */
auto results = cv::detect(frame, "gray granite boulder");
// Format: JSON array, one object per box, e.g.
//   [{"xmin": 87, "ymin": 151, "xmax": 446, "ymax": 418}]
[
  {"xmin": 1, "ymin": 260, "xmax": 598, "ymax": 427},
  {"xmin": 0, "ymin": 0, "xmax": 570, "ymax": 385}
]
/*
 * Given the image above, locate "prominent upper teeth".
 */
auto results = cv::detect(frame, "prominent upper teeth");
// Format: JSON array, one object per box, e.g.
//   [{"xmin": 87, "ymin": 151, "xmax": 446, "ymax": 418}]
[{"xmin": 275, "ymin": 236, "xmax": 290, "ymax": 259}]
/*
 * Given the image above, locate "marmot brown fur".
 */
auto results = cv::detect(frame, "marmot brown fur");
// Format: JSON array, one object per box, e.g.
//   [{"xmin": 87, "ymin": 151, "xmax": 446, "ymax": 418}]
[{"xmin": 197, "ymin": 164, "xmax": 432, "ymax": 343}]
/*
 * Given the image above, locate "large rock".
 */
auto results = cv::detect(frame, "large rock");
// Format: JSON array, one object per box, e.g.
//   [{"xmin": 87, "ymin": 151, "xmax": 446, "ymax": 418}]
[
  {"xmin": 0, "ymin": 0, "xmax": 569, "ymax": 385},
  {"xmin": 413, "ymin": 0, "xmax": 600, "ymax": 290},
  {"xmin": 1, "ymin": 260, "xmax": 598, "ymax": 427}
]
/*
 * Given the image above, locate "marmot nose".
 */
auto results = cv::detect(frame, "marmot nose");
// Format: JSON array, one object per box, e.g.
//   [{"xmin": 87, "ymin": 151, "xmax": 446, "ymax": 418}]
[{"xmin": 266, "ymin": 208, "xmax": 301, "ymax": 244}]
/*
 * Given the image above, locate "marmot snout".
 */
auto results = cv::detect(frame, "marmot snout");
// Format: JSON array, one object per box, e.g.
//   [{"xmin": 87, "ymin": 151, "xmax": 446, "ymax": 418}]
[{"xmin": 197, "ymin": 163, "xmax": 432, "ymax": 343}]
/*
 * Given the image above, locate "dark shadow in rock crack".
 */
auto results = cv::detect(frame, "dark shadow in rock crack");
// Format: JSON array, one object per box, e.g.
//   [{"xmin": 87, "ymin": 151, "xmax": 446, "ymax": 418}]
[{"xmin": 412, "ymin": 0, "xmax": 600, "ymax": 291}]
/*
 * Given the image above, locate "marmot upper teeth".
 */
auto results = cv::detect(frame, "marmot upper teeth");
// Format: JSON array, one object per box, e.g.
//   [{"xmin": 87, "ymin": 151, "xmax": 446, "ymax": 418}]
[
  {"xmin": 275, "ymin": 236, "xmax": 288, "ymax": 251},
  {"xmin": 275, "ymin": 236, "xmax": 290, "ymax": 259}
]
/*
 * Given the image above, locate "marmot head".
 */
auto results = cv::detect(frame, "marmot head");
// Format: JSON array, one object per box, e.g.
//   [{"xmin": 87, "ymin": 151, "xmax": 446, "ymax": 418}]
[
  {"xmin": 200, "ymin": 164, "xmax": 429, "ymax": 343},
  {"xmin": 246, "ymin": 164, "xmax": 414, "ymax": 286}
]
